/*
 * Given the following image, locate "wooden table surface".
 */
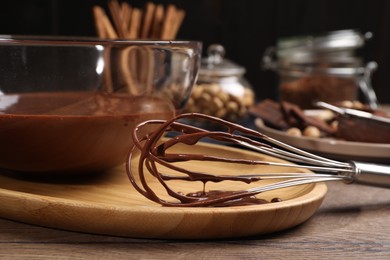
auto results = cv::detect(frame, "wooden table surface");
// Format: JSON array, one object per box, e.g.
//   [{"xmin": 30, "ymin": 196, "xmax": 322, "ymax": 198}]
[{"xmin": 1, "ymin": 180, "xmax": 390, "ymax": 259}]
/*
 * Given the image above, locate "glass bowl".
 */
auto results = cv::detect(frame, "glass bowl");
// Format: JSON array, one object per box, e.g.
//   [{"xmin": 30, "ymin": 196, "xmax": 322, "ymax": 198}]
[{"xmin": 0, "ymin": 35, "xmax": 201, "ymax": 174}]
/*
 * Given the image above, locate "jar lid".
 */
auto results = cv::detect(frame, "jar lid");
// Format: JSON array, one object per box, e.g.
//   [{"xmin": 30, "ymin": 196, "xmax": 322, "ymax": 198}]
[
  {"xmin": 199, "ymin": 44, "xmax": 245, "ymax": 77},
  {"xmin": 262, "ymin": 30, "xmax": 372, "ymax": 72},
  {"xmin": 277, "ymin": 29, "xmax": 372, "ymax": 53}
]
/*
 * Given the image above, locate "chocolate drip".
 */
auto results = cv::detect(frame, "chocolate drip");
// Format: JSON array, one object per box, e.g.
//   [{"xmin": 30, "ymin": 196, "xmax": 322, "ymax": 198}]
[{"xmin": 186, "ymin": 190, "xmax": 270, "ymax": 206}]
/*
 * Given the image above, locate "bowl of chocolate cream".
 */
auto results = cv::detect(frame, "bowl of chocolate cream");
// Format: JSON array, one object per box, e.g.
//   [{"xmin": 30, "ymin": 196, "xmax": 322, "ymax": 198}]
[{"xmin": 0, "ymin": 36, "xmax": 201, "ymax": 174}]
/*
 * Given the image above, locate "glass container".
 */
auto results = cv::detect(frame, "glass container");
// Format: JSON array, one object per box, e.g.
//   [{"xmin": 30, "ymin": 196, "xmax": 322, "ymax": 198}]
[
  {"xmin": 0, "ymin": 36, "xmax": 201, "ymax": 174},
  {"xmin": 263, "ymin": 30, "xmax": 378, "ymax": 109},
  {"xmin": 186, "ymin": 44, "xmax": 254, "ymax": 122}
]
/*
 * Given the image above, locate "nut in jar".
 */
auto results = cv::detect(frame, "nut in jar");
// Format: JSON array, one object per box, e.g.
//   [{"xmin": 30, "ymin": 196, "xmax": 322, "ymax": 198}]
[{"xmin": 185, "ymin": 44, "xmax": 255, "ymax": 123}]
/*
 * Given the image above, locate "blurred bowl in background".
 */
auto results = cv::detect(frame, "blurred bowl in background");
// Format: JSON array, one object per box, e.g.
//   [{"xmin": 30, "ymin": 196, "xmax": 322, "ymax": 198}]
[{"xmin": 0, "ymin": 35, "xmax": 201, "ymax": 174}]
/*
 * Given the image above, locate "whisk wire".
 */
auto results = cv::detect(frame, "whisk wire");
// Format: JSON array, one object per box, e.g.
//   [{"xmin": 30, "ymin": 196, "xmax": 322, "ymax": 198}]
[{"xmin": 246, "ymin": 176, "xmax": 345, "ymax": 194}]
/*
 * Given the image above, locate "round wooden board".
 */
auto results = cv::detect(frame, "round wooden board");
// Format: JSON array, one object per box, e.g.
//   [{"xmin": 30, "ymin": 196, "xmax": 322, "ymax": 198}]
[{"xmin": 0, "ymin": 141, "xmax": 327, "ymax": 239}]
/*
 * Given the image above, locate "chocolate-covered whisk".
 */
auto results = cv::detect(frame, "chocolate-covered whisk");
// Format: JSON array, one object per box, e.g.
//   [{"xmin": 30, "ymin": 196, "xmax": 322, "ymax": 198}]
[{"xmin": 126, "ymin": 113, "xmax": 390, "ymax": 207}]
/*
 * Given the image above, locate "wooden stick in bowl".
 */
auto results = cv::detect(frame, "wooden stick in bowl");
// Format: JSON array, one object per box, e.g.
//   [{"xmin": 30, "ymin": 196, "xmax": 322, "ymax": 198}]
[
  {"xmin": 108, "ymin": 0, "xmax": 126, "ymax": 38},
  {"xmin": 151, "ymin": 4, "xmax": 164, "ymax": 39},
  {"xmin": 93, "ymin": 5, "xmax": 118, "ymax": 39},
  {"xmin": 92, "ymin": 1, "xmax": 186, "ymax": 96},
  {"xmin": 93, "ymin": 6, "xmax": 107, "ymax": 38},
  {"xmin": 128, "ymin": 8, "xmax": 142, "ymax": 39},
  {"xmin": 141, "ymin": 2, "xmax": 156, "ymax": 39},
  {"xmin": 171, "ymin": 9, "xmax": 186, "ymax": 39},
  {"xmin": 161, "ymin": 4, "xmax": 176, "ymax": 40},
  {"xmin": 120, "ymin": 2, "xmax": 132, "ymax": 34}
]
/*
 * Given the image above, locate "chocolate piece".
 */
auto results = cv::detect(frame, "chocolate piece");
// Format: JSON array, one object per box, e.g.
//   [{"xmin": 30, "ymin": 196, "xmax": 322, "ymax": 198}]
[
  {"xmin": 249, "ymin": 99, "xmax": 290, "ymax": 130},
  {"xmin": 250, "ymin": 99, "xmax": 335, "ymax": 134}
]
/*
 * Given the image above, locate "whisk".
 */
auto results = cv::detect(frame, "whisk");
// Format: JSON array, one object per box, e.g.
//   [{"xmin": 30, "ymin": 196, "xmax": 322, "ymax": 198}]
[{"xmin": 126, "ymin": 113, "xmax": 390, "ymax": 207}]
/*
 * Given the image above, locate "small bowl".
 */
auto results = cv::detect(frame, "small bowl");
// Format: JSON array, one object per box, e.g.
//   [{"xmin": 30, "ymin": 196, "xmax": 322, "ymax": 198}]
[{"xmin": 0, "ymin": 35, "xmax": 201, "ymax": 174}]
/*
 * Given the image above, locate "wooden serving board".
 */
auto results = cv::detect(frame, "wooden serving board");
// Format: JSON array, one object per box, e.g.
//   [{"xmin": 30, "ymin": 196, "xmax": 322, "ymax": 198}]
[{"xmin": 0, "ymin": 142, "xmax": 327, "ymax": 239}]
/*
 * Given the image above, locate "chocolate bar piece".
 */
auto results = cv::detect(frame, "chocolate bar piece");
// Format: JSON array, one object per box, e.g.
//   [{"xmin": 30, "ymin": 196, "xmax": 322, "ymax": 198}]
[
  {"xmin": 250, "ymin": 99, "xmax": 335, "ymax": 134},
  {"xmin": 249, "ymin": 99, "xmax": 290, "ymax": 130}
]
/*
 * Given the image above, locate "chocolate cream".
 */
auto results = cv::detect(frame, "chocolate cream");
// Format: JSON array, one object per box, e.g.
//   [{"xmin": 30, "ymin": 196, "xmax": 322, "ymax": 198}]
[{"xmin": 0, "ymin": 92, "xmax": 174, "ymax": 174}]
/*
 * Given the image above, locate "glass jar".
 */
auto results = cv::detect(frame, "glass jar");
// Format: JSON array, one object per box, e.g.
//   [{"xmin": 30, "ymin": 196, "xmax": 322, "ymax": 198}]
[
  {"xmin": 185, "ymin": 44, "xmax": 254, "ymax": 122},
  {"xmin": 263, "ymin": 30, "xmax": 378, "ymax": 109}
]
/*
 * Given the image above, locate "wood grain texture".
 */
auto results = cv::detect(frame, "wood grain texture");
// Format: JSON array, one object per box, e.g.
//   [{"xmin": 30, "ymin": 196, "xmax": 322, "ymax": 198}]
[{"xmin": 0, "ymin": 142, "xmax": 326, "ymax": 240}]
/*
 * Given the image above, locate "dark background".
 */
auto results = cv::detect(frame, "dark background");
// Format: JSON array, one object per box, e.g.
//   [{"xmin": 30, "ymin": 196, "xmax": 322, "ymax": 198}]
[{"xmin": 1, "ymin": 0, "xmax": 389, "ymax": 103}]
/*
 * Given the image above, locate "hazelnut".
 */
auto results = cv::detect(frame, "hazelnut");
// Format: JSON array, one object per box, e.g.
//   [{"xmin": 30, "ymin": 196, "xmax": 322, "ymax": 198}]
[
  {"xmin": 226, "ymin": 101, "xmax": 239, "ymax": 112},
  {"xmin": 330, "ymin": 120, "xmax": 338, "ymax": 131},
  {"xmin": 198, "ymin": 92, "xmax": 212, "ymax": 106},
  {"xmin": 212, "ymin": 96, "xmax": 224, "ymax": 110},
  {"xmin": 206, "ymin": 83, "xmax": 221, "ymax": 95},
  {"xmin": 218, "ymin": 91, "xmax": 230, "ymax": 103},
  {"xmin": 340, "ymin": 100, "xmax": 354, "ymax": 108},
  {"xmin": 192, "ymin": 85, "xmax": 203, "ymax": 99},
  {"xmin": 286, "ymin": 127, "xmax": 302, "ymax": 137},
  {"xmin": 215, "ymin": 108, "xmax": 227, "ymax": 118},
  {"xmin": 303, "ymin": 126, "xmax": 321, "ymax": 138},
  {"xmin": 352, "ymin": 100, "xmax": 363, "ymax": 109}
]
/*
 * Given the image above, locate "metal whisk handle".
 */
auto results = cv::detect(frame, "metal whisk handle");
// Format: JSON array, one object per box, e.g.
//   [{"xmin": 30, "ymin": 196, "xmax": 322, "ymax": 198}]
[{"xmin": 350, "ymin": 161, "xmax": 390, "ymax": 188}]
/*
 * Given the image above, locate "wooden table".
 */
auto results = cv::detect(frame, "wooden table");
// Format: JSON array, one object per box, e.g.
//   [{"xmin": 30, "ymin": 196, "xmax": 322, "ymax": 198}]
[{"xmin": 1, "ymin": 181, "xmax": 389, "ymax": 259}]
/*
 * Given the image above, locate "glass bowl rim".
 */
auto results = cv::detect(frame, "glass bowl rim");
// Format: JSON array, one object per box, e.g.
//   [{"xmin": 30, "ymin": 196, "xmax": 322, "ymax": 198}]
[{"xmin": 0, "ymin": 34, "xmax": 202, "ymax": 48}]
